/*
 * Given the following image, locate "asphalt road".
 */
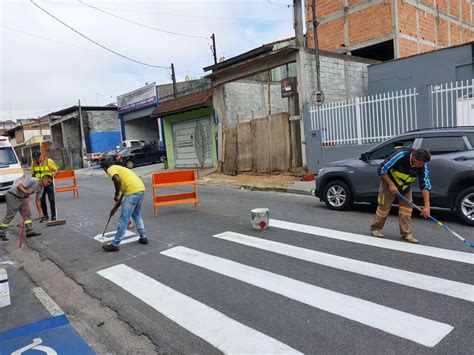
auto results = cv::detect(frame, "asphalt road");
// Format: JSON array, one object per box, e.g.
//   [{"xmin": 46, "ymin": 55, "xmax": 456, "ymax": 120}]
[{"xmin": 1, "ymin": 173, "xmax": 473, "ymax": 354}]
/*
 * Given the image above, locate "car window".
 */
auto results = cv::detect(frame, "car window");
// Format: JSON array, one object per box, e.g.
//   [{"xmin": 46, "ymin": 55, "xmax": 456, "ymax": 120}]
[
  {"xmin": 420, "ymin": 136, "xmax": 467, "ymax": 155},
  {"xmin": 131, "ymin": 148, "xmax": 142, "ymax": 154},
  {"xmin": 368, "ymin": 139, "xmax": 415, "ymax": 160},
  {"xmin": 131, "ymin": 141, "xmax": 140, "ymax": 147},
  {"xmin": 465, "ymin": 133, "xmax": 474, "ymax": 148}
]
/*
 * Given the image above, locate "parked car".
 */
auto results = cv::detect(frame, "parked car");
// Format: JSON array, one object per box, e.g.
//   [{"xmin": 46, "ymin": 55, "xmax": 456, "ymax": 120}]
[
  {"xmin": 99, "ymin": 148, "xmax": 122, "ymax": 163},
  {"xmin": 115, "ymin": 146, "xmax": 166, "ymax": 169},
  {"xmin": 314, "ymin": 127, "xmax": 474, "ymax": 226},
  {"xmin": 118, "ymin": 140, "xmax": 145, "ymax": 148}
]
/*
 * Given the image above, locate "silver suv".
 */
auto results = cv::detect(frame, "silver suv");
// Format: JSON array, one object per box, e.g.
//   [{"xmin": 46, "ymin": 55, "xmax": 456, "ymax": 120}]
[{"xmin": 314, "ymin": 127, "xmax": 474, "ymax": 226}]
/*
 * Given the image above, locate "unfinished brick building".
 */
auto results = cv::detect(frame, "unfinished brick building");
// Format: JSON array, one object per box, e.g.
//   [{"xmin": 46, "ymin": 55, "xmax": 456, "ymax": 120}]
[{"xmin": 306, "ymin": 0, "xmax": 473, "ymax": 60}]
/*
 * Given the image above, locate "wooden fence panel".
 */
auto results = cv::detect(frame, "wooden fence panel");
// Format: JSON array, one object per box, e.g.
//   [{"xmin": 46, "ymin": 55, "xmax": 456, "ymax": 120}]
[{"xmin": 236, "ymin": 121, "xmax": 253, "ymax": 172}]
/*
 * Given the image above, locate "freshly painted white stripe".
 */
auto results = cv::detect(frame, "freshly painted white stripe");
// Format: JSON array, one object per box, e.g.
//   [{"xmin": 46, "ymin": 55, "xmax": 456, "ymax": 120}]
[
  {"xmin": 33, "ymin": 287, "xmax": 64, "ymax": 316},
  {"xmin": 271, "ymin": 219, "xmax": 474, "ymax": 265},
  {"xmin": 162, "ymin": 246, "xmax": 453, "ymax": 347},
  {"xmin": 214, "ymin": 232, "xmax": 474, "ymax": 302},
  {"xmin": 93, "ymin": 230, "xmax": 138, "ymax": 244},
  {"xmin": 98, "ymin": 264, "xmax": 301, "ymax": 354}
]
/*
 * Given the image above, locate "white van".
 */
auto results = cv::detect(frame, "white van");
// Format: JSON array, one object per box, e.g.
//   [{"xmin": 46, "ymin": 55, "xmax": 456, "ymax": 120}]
[{"xmin": 0, "ymin": 137, "xmax": 24, "ymax": 197}]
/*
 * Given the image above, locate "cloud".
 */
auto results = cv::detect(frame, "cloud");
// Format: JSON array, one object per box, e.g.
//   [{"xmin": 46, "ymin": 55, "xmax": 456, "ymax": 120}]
[{"xmin": 0, "ymin": 0, "xmax": 294, "ymax": 120}]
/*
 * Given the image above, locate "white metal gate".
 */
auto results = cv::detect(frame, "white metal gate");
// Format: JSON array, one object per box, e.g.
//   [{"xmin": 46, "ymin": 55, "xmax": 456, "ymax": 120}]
[
  {"xmin": 172, "ymin": 118, "xmax": 212, "ymax": 168},
  {"xmin": 308, "ymin": 88, "xmax": 418, "ymax": 145},
  {"xmin": 430, "ymin": 79, "xmax": 474, "ymax": 127}
]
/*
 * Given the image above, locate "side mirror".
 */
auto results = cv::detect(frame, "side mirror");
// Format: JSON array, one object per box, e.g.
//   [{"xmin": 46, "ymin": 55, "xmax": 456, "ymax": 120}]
[{"xmin": 360, "ymin": 152, "xmax": 368, "ymax": 161}]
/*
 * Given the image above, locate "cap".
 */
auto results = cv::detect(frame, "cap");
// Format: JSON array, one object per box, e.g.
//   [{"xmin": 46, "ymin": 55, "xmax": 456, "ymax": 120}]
[{"xmin": 32, "ymin": 151, "xmax": 41, "ymax": 158}]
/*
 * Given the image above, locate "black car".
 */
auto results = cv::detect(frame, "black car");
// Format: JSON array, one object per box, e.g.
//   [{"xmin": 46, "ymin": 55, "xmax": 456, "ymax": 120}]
[
  {"xmin": 315, "ymin": 127, "xmax": 474, "ymax": 225},
  {"xmin": 115, "ymin": 146, "xmax": 166, "ymax": 169}
]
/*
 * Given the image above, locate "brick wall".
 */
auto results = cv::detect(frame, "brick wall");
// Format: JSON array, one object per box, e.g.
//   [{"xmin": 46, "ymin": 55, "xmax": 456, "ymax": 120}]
[{"xmin": 306, "ymin": 0, "xmax": 473, "ymax": 58}]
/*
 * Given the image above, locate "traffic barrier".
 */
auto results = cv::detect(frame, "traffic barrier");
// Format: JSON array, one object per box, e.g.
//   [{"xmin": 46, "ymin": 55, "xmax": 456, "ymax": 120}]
[
  {"xmin": 54, "ymin": 170, "xmax": 79, "ymax": 198},
  {"xmin": 152, "ymin": 170, "xmax": 199, "ymax": 217}
]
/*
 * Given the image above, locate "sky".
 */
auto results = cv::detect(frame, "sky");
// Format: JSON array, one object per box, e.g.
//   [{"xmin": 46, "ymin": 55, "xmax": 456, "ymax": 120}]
[{"xmin": 0, "ymin": 0, "xmax": 297, "ymax": 121}]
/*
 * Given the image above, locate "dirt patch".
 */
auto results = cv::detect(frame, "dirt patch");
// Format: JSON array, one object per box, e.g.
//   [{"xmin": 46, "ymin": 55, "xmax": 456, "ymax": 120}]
[{"xmin": 200, "ymin": 172, "xmax": 300, "ymax": 189}]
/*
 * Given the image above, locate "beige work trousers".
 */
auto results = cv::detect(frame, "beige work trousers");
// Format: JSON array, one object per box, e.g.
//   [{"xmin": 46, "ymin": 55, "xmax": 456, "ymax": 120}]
[{"xmin": 371, "ymin": 179, "xmax": 413, "ymax": 237}]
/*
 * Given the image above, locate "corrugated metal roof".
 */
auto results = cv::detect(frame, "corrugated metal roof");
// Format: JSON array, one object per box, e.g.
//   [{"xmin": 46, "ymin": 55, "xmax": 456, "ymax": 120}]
[{"xmin": 151, "ymin": 89, "xmax": 213, "ymax": 118}]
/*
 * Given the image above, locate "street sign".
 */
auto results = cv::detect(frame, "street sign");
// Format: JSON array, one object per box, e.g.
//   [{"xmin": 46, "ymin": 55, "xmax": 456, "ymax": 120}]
[{"xmin": 311, "ymin": 89, "xmax": 325, "ymax": 106}]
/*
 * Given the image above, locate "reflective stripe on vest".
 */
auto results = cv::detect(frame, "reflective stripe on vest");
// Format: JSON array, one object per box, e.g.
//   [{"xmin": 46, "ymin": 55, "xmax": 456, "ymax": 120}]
[
  {"xmin": 33, "ymin": 162, "xmax": 52, "ymax": 178},
  {"xmin": 0, "ymin": 223, "xmax": 9, "ymax": 229},
  {"xmin": 389, "ymin": 169, "xmax": 416, "ymax": 192}
]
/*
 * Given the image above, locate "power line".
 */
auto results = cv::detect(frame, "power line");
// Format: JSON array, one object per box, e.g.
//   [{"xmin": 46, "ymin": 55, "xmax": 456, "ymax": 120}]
[
  {"xmin": 1, "ymin": 24, "xmax": 98, "ymax": 52},
  {"xmin": 30, "ymin": 0, "xmax": 170, "ymax": 69},
  {"xmin": 44, "ymin": 0, "xmax": 287, "ymax": 23},
  {"xmin": 0, "ymin": 103, "xmax": 75, "ymax": 110},
  {"xmin": 79, "ymin": 0, "xmax": 208, "ymax": 40},
  {"xmin": 267, "ymin": 0, "xmax": 293, "ymax": 8}
]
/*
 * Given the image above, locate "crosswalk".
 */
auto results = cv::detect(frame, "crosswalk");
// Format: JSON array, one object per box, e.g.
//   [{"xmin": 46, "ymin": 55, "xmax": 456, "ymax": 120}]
[{"xmin": 97, "ymin": 219, "xmax": 473, "ymax": 352}]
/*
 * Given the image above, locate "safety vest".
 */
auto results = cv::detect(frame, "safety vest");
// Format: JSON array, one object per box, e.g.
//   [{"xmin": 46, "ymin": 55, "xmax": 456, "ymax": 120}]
[
  {"xmin": 33, "ymin": 159, "xmax": 53, "ymax": 178},
  {"xmin": 388, "ymin": 169, "xmax": 417, "ymax": 193}
]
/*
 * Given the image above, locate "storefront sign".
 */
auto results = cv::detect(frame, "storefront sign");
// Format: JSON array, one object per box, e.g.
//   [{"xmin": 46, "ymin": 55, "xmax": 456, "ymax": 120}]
[{"xmin": 117, "ymin": 82, "xmax": 158, "ymax": 114}]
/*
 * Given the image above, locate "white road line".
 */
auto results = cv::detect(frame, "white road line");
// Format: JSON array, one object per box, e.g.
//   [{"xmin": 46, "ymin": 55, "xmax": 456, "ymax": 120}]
[
  {"xmin": 33, "ymin": 287, "xmax": 64, "ymax": 316},
  {"xmin": 162, "ymin": 246, "xmax": 453, "ymax": 348},
  {"xmin": 93, "ymin": 230, "xmax": 138, "ymax": 244},
  {"xmin": 271, "ymin": 219, "xmax": 474, "ymax": 264},
  {"xmin": 98, "ymin": 264, "xmax": 301, "ymax": 355},
  {"xmin": 214, "ymin": 232, "xmax": 474, "ymax": 302}
]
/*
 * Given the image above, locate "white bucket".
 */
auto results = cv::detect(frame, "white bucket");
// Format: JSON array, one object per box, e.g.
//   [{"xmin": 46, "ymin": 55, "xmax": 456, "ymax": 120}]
[
  {"xmin": 0, "ymin": 268, "xmax": 11, "ymax": 308},
  {"xmin": 251, "ymin": 208, "xmax": 270, "ymax": 230}
]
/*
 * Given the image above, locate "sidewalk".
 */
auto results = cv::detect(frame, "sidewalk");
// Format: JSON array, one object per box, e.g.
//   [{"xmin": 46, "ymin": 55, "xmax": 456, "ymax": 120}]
[{"xmin": 199, "ymin": 172, "xmax": 315, "ymax": 196}]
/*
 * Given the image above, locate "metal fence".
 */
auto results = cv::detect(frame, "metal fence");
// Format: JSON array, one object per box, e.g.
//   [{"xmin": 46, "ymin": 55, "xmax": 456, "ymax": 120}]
[
  {"xmin": 308, "ymin": 88, "xmax": 418, "ymax": 145},
  {"xmin": 430, "ymin": 79, "xmax": 474, "ymax": 127}
]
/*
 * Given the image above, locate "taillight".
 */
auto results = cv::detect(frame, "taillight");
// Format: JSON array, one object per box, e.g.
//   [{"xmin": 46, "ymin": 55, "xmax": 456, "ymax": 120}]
[{"xmin": 117, "ymin": 155, "xmax": 122, "ymax": 161}]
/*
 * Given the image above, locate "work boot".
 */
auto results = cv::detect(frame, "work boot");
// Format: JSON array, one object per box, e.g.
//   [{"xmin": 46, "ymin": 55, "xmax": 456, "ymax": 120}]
[
  {"xmin": 102, "ymin": 243, "xmax": 120, "ymax": 252},
  {"xmin": 26, "ymin": 232, "xmax": 41, "ymax": 238},
  {"xmin": 51, "ymin": 217, "xmax": 56, "ymax": 221},
  {"xmin": 1, "ymin": 235, "xmax": 8, "ymax": 241},
  {"xmin": 138, "ymin": 237, "xmax": 148, "ymax": 245},
  {"xmin": 371, "ymin": 229, "xmax": 385, "ymax": 238},
  {"xmin": 403, "ymin": 234, "xmax": 419, "ymax": 244}
]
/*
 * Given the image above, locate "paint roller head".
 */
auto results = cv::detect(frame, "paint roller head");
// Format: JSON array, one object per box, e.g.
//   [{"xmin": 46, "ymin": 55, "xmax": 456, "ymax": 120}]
[{"xmin": 46, "ymin": 219, "xmax": 66, "ymax": 227}]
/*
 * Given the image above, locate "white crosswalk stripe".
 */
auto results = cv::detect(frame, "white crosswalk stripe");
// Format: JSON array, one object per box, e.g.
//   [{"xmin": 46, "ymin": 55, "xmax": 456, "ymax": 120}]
[
  {"xmin": 213, "ymin": 231, "xmax": 474, "ymax": 302},
  {"xmin": 98, "ymin": 264, "xmax": 301, "ymax": 354},
  {"xmin": 161, "ymin": 246, "xmax": 454, "ymax": 347},
  {"xmin": 271, "ymin": 219, "xmax": 474, "ymax": 264},
  {"xmin": 97, "ymin": 219, "xmax": 474, "ymax": 351}
]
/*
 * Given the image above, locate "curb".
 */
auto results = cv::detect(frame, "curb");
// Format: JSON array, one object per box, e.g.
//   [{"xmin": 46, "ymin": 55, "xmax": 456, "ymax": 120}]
[{"xmin": 198, "ymin": 182, "xmax": 314, "ymax": 196}]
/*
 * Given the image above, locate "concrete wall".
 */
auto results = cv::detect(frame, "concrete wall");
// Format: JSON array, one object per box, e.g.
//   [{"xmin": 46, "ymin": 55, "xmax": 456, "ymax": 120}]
[
  {"xmin": 84, "ymin": 110, "xmax": 119, "ymax": 133},
  {"xmin": 157, "ymin": 79, "xmax": 211, "ymax": 102},
  {"xmin": 368, "ymin": 43, "xmax": 474, "ymax": 127},
  {"xmin": 124, "ymin": 117, "xmax": 160, "ymax": 142},
  {"xmin": 305, "ymin": 51, "xmax": 370, "ymax": 102},
  {"xmin": 223, "ymin": 80, "xmax": 288, "ymax": 126}
]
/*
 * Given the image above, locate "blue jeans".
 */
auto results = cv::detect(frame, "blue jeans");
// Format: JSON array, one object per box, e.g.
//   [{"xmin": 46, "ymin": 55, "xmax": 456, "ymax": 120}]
[{"xmin": 113, "ymin": 191, "xmax": 147, "ymax": 246}]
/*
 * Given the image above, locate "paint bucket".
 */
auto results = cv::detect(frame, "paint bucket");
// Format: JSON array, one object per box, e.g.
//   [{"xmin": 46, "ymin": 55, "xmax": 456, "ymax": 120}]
[{"xmin": 251, "ymin": 208, "xmax": 270, "ymax": 230}]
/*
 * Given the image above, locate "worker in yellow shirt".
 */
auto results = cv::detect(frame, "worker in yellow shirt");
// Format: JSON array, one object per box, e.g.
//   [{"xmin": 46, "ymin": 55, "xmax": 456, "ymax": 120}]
[
  {"xmin": 32, "ymin": 151, "xmax": 59, "ymax": 221},
  {"xmin": 100, "ymin": 161, "xmax": 148, "ymax": 251}
]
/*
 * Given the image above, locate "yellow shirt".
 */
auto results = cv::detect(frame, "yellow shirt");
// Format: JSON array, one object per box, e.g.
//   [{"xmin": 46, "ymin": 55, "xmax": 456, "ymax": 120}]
[{"xmin": 106, "ymin": 165, "xmax": 145, "ymax": 195}]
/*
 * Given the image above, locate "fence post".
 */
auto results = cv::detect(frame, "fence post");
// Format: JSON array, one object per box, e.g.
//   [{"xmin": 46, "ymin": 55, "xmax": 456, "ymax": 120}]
[{"xmin": 355, "ymin": 97, "xmax": 362, "ymax": 145}]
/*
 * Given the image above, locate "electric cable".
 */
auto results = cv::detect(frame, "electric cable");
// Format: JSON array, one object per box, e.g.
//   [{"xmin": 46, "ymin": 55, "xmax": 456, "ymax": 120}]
[
  {"xmin": 30, "ymin": 0, "xmax": 170, "ymax": 69},
  {"xmin": 78, "ymin": 0, "xmax": 208, "ymax": 39}
]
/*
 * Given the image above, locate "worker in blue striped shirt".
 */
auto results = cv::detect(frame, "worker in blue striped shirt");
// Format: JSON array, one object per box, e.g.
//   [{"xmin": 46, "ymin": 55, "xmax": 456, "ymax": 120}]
[{"xmin": 371, "ymin": 148, "xmax": 432, "ymax": 244}]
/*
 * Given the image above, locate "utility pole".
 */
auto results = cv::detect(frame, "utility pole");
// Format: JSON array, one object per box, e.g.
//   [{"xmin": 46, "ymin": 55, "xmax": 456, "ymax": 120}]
[
  {"xmin": 171, "ymin": 63, "xmax": 178, "ymax": 99},
  {"xmin": 311, "ymin": 0, "xmax": 321, "ymax": 90},
  {"xmin": 211, "ymin": 33, "xmax": 217, "ymax": 64},
  {"xmin": 78, "ymin": 99, "xmax": 87, "ymax": 168},
  {"xmin": 293, "ymin": 0, "xmax": 304, "ymax": 46}
]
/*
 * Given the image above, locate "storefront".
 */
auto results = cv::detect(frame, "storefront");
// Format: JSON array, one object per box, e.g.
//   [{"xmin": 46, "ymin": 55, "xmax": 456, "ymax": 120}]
[
  {"xmin": 117, "ymin": 82, "xmax": 163, "ymax": 147},
  {"xmin": 151, "ymin": 89, "xmax": 217, "ymax": 169}
]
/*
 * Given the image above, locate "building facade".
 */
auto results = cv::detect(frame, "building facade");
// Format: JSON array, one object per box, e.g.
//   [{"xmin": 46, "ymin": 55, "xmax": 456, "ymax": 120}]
[{"xmin": 306, "ymin": 0, "xmax": 473, "ymax": 60}]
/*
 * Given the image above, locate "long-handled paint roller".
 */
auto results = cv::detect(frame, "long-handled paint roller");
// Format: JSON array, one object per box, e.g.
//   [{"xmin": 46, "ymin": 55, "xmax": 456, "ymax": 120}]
[
  {"xmin": 46, "ymin": 177, "xmax": 66, "ymax": 227},
  {"xmin": 100, "ymin": 195, "xmax": 123, "ymax": 240},
  {"xmin": 397, "ymin": 192, "xmax": 474, "ymax": 248}
]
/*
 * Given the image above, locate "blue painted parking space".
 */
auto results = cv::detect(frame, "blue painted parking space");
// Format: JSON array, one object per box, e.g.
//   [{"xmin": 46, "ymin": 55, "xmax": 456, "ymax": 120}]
[{"xmin": 0, "ymin": 314, "xmax": 94, "ymax": 354}]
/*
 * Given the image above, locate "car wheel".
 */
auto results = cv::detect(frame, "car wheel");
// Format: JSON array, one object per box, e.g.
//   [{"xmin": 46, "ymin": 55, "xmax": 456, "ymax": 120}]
[
  {"xmin": 455, "ymin": 187, "xmax": 474, "ymax": 226},
  {"xmin": 125, "ymin": 160, "xmax": 135, "ymax": 169},
  {"xmin": 323, "ymin": 180, "xmax": 353, "ymax": 211}
]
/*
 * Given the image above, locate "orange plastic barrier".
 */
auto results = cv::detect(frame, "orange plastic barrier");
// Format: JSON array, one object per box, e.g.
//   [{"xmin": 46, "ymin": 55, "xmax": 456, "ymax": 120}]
[
  {"xmin": 54, "ymin": 170, "xmax": 80, "ymax": 198},
  {"xmin": 152, "ymin": 170, "xmax": 198, "ymax": 217}
]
